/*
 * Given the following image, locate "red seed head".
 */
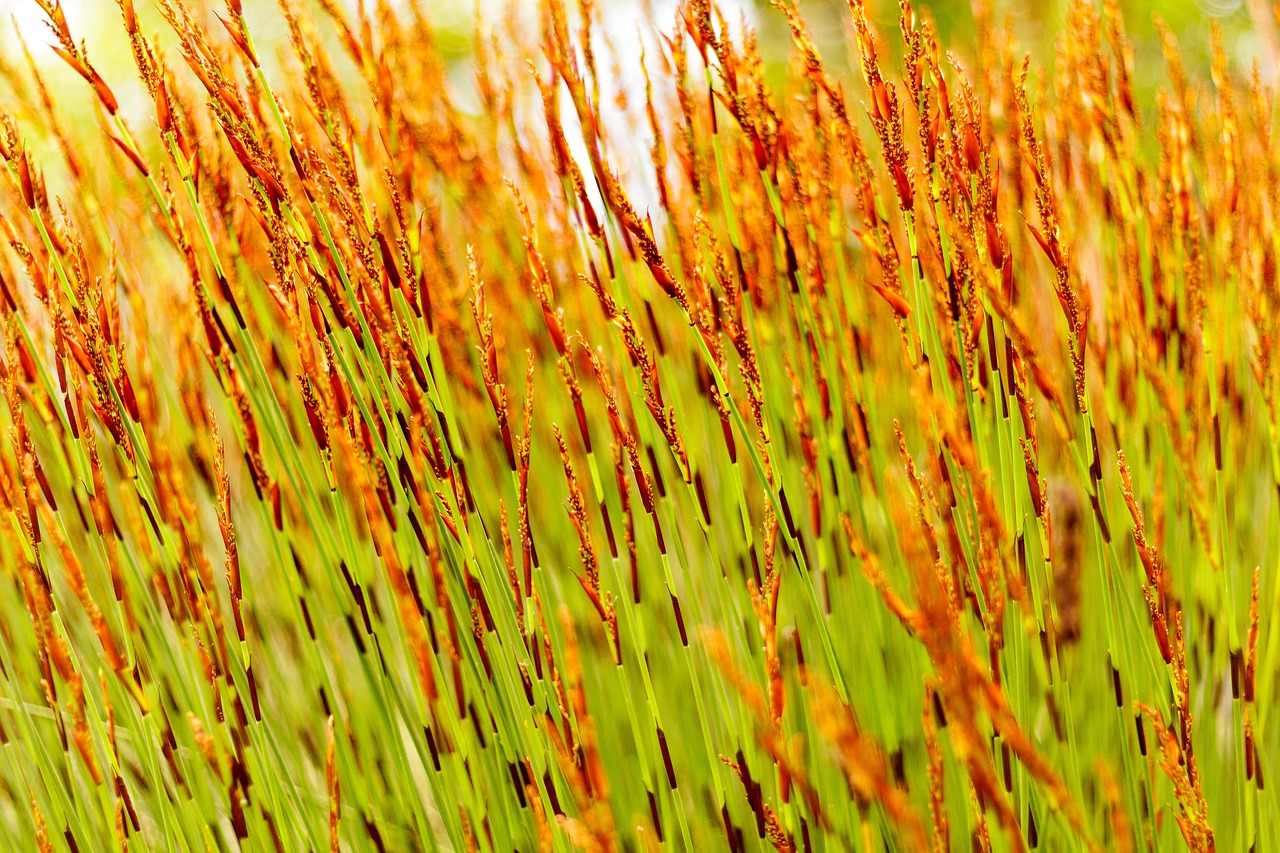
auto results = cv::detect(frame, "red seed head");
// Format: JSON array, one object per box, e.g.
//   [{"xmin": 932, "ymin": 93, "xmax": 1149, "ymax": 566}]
[
  {"xmin": 16, "ymin": 149, "xmax": 35, "ymax": 208},
  {"xmin": 963, "ymin": 125, "xmax": 981, "ymax": 173}
]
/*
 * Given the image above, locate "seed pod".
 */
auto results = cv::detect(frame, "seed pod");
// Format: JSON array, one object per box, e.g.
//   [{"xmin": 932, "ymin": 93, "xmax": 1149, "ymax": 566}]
[
  {"xmin": 963, "ymin": 125, "xmax": 981, "ymax": 173},
  {"xmin": 91, "ymin": 72, "xmax": 119, "ymax": 114},
  {"xmin": 118, "ymin": 370, "xmax": 141, "ymax": 423},
  {"xmin": 985, "ymin": 220, "xmax": 1005, "ymax": 268},
  {"xmin": 926, "ymin": 109, "xmax": 941, "ymax": 164},
  {"xmin": 16, "ymin": 148, "xmax": 35, "ymax": 209},
  {"xmin": 542, "ymin": 305, "xmax": 568, "ymax": 357},
  {"xmin": 108, "ymin": 135, "xmax": 149, "ymax": 177},
  {"xmin": 891, "ymin": 161, "xmax": 913, "ymax": 211},
  {"xmin": 751, "ymin": 132, "xmax": 768, "ymax": 171},
  {"xmin": 248, "ymin": 161, "xmax": 286, "ymax": 205},
  {"xmin": 871, "ymin": 281, "xmax": 911, "ymax": 318},
  {"xmin": 216, "ymin": 13, "xmax": 257, "ymax": 67},
  {"xmin": 644, "ymin": 257, "xmax": 677, "ymax": 300},
  {"xmin": 302, "ymin": 377, "xmax": 328, "ymax": 451},
  {"xmin": 1026, "ymin": 221, "xmax": 1063, "ymax": 269},
  {"xmin": 156, "ymin": 84, "xmax": 172, "ymax": 134},
  {"xmin": 872, "ymin": 79, "xmax": 891, "ymax": 123}
]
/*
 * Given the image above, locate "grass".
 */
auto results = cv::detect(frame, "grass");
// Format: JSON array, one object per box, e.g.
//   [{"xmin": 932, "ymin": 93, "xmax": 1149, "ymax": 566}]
[{"xmin": 0, "ymin": 0, "xmax": 1276, "ymax": 850}]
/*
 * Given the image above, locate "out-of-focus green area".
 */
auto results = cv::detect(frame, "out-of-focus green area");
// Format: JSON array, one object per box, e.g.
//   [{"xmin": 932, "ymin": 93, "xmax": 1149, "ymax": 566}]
[
  {"xmin": 754, "ymin": 0, "xmax": 1275, "ymax": 121},
  {"xmin": 6, "ymin": 0, "xmax": 1272, "ymax": 118}
]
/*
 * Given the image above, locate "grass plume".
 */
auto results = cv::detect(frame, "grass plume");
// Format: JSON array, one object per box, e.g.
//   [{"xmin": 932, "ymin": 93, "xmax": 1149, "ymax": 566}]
[{"xmin": 0, "ymin": 0, "xmax": 1277, "ymax": 850}]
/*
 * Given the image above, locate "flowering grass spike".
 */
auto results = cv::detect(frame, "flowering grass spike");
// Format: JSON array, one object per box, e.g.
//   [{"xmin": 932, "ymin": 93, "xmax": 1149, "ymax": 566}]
[{"xmin": 0, "ymin": 0, "xmax": 1277, "ymax": 850}]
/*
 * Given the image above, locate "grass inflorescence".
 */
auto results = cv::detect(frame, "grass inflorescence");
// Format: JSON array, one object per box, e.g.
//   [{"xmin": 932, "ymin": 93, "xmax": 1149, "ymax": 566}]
[{"xmin": 0, "ymin": 0, "xmax": 1277, "ymax": 850}]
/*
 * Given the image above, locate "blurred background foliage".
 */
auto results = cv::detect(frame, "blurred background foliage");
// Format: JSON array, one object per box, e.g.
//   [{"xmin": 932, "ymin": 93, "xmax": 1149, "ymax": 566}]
[
  {"xmin": 4, "ymin": 0, "xmax": 1275, "ymax": 124},
  {"xmin": 756, "ymin": 0, "xmax": 1277, "ymax": 113}
]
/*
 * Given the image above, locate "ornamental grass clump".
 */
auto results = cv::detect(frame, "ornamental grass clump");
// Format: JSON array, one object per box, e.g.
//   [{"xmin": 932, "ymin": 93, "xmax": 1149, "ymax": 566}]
[{"xmin": 0, "ymin": 0, "xmax": 1276, "ymax": 849}]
